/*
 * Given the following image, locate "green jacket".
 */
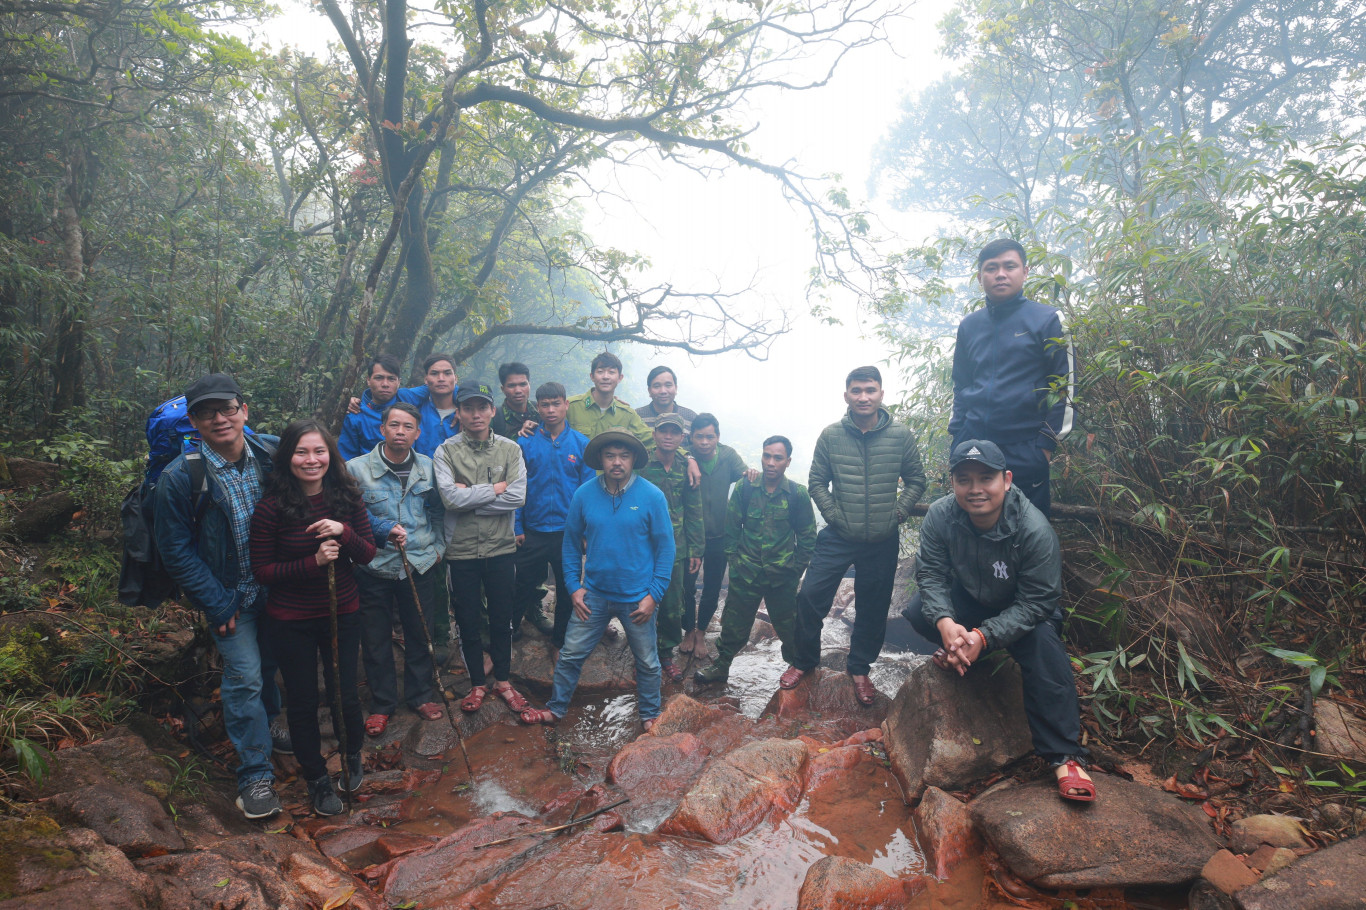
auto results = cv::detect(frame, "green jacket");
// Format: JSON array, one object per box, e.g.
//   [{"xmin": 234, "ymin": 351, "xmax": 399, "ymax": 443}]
[
  {"xmin": 433, "ymin": 432, "xmax": 526, "ymax": 560},
  {"xmin": 723, "ymin": 476, "xmax": 816, "ymax": 583},
  {"xmin": 808, "ymin": 408, "xmax": 926, "ymax": 543},
  {"xmin": 697, "ymin": 444, "xmax": 748, "ymax": 539},
  {"xmin": 638, "ymin": 451, "xmax": 704, "ymax": 561},
  {"xmin": 915, "ymin": 485, "xmax": 1062, "ymax": 651},
  {"xmin": 566, "ymin": 393, "xmax": 653, "ymax": 446}
]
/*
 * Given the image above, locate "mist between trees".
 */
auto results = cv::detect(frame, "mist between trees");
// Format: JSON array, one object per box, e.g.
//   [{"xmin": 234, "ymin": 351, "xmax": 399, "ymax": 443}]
[{"xmin": 872, "ymin": 1, "xmax": 1366, "ymax": 788}]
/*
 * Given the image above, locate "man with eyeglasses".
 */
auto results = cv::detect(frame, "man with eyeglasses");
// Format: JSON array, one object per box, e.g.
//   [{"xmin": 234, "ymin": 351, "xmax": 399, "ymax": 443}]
[{"xmin": 154, "ymin": 373, "xmax": 285, "ymax": 820}]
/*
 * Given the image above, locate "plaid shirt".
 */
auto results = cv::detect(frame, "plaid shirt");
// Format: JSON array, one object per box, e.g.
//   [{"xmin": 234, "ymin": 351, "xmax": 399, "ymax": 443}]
[{"xmin": 202, "ymin": 444, "xmax": 264, "ymax": 605}]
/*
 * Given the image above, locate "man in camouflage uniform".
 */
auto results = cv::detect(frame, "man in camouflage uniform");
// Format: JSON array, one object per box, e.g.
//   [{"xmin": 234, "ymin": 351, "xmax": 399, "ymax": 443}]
[
  {"xmin": 694, "ymin": 435, "xmax": 815, "ymax": 685},
  {"xmin": 637, "ymin": 413, "xmax": 704, "ymax": 681}
]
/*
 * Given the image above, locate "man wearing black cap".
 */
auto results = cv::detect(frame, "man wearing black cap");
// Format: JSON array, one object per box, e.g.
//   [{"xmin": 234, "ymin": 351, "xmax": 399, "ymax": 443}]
[
  {"xmin": 904, "ymin": 439, "xmax": 1095, "ymax": 802},
  {"xmin": 521, "ymin": 429, "xmax": 674, "ymax": 729},
  {"xmin": 433, "ymin": 380, "xmax": 532, "ymax": 718},
  {"xmin": 153, "ymin": 373, "xmax": 285, "ymax": 819}
]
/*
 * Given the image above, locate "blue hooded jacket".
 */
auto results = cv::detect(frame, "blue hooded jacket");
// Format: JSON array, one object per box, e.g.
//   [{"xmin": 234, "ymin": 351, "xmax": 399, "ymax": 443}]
[
  {"xmin": 395, "ymin": 384, "xmax": 460, "ymax": 457},
  {"xmin": 515, "ymin": 424, "xmax": 596, "ymax": 535},
  {"xmin": 949, "ymin": 294, "xmax": 1075, "ymax": 450},
  {"xmin": 338, "ymin": 389, "xmax": 389, "ymax": 461}
]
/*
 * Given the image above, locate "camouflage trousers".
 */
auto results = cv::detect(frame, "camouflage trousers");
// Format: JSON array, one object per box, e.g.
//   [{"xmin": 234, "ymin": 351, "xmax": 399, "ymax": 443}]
[
  {"xmin": 714, "ymin": 570, "xmax": 800, "ymax": 668},
  {"xmin": 655, "ymin": 557, "xmax": 689, "ymax": 661}
]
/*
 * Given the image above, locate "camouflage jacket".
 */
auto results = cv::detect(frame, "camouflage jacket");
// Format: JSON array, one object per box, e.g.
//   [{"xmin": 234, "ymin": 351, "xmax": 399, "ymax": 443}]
[
  {"xmin": 638, "ymin": 452, "xmax": 704, "ymax": 562},
  {"xmin": 723, "ymin": 476, "xmax": 816, "ymax": 582}
]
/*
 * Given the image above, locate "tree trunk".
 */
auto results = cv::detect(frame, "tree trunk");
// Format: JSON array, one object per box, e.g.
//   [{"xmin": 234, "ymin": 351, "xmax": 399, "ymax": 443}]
[{"xmin": 51, "ymin": 145, "xmax": 88, "ymax": 417}]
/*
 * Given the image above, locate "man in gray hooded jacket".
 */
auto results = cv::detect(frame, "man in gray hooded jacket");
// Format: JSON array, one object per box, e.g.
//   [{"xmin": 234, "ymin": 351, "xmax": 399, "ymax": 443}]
[{"xmin": 904, "ymin": 439, "xmax": 1095, "ymax": 802}]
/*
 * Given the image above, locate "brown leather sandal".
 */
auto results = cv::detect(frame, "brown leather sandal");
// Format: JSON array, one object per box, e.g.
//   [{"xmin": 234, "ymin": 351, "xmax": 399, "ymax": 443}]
[
  {"xmin": 460, "ymin": 686, "xmax": 487, "ymax": 713},
  {"xmin": 493, "ymin": 683, "xmax": 529, "ymax": 714},
  {"xmin": 778, "ymin": 666, "xmax": 806, "ymax": 689}
]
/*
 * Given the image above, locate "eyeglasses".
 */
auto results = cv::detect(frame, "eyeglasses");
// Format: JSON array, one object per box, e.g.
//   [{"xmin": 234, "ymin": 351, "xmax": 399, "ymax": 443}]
[{"xmin": 191, "ymin": 403, "xmax": 242, "ymax": 419}]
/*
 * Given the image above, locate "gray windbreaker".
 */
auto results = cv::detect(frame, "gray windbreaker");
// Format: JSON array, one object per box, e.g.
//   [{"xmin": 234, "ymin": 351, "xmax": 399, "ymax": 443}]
[{"xmin": 915, "ymin": 485, "xmax": 1062, "ymax": 650}]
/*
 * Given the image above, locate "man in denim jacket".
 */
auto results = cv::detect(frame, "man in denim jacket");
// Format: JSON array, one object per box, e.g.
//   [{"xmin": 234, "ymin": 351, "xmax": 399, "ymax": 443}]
[
  {"xmin": 346, "ymin": 402, "xmax": 448, "ymax": 735},
  {"xmin": 153, "ymin": 373, "xmax": 284, "ymax": 820}
]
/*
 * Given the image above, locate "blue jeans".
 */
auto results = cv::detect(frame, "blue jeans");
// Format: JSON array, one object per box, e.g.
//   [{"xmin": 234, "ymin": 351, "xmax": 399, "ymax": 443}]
[
  {"xmin": 210, "ymin": 597, "xmax": 280, "ymax": 790},
  {"xmin": 548, "ymin": 591, "xmax": 661, "ymax": 721}
]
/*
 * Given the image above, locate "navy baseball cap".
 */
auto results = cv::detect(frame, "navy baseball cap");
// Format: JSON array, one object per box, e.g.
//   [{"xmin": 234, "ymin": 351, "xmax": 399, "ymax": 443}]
[
  {"xmin": 949, "ymin": 439, "xmax": 1008, "ymax": 472},
  {"xmin": 454, "ymin": 381, "xmax": 495, "ymax": 405}
]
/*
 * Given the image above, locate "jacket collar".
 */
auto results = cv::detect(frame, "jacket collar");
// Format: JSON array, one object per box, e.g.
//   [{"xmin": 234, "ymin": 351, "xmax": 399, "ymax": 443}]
[
  {"xmin": 984, "ymin": 292, "xmax": 1026, "ymax": 316},
  {"xmin": 950, "ymin": 484, "xmax": 1026, "ymax": 541},
  {"xmin": 841, "ymin": 407, "xmax": 892, "ymax": 436}
]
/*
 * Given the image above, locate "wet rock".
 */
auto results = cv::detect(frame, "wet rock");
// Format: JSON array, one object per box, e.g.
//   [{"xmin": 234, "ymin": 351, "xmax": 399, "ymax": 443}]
[
  {"xmin": 660, "ymin": 738, "xmax": 808, "ymax": 844},
  {"xmin": 363, "ymin": 767, "xmax": 442, "ymax": 795},
  {"xmin": 540, "ymin": 782, "xmax": 627, "ymax": 833},
  {"xmin": 1228, "ymin": 814, "xmax": 1311, "ymax": 852},
  {"xmin": 136, "ymin": 831, "xmax": 383, "ymax": 910},
  {"xmin": 373, "ymin": 832, "xmax": 437, "ymax": 860},
  {"xmin": 47, "ymin": 783, "xmax": 184, "ymax": 858},
  {"xmin": 377, "ymin": 812, "xmax": 543, "ymax": 907},
  {"xmin": 882, "ymin": 658, "xmax": 1033, "ymax": 799},
  {"xmin": 761, "ymin": 667, "xmax": 892, "ymax": 738},
  {"xmin": 914, "ymin": 786, "xmax": 982, "ymax": 879},
  {"xmin": 1235, "ymin": 832, "xmax": 1366, "ymax": 910},
  {"xmin": 1313, "ymin": 700, "xmax": 1366, "ymax": 762},
  {"xmin": 9, "ymin": 490, "xmax": 77, "ymax": 541},
  {"xmin": 1201, "ymin": 849, "xmax": 1259, "ymax": 895},
  {"xmin": 607, "ymin": 732, "xmax": 709, "ymax": 793},
  {"xmin": 510, "ymin": 633, "xmax": 640, "ymax": 694},
  {"xmin": 315, "ymin": 824, "xmax": 387, "ymax": 858},
  {"xmin": 651, "ymin": 693, "xmax": 760, "ymax": 756},
  {"xmin": 462, "ymin": 832, "xmax": 724, "ymax": 910},
  {"xmin": 969, "ymin": 775, "xmax": 1219, "ymax": 888},
  {"xmin": 0, "ymin": 816, "xmax": 157, "ymax": 908},
  {"xmin": 796, "ymin": 855, "xmax": 922, "ymax": 910},
  {"xmin": 404, "ymin": 698, "xmax": 505, "ymax": 757},
  {"xmin": 806, "ymin": 743, "xmax": 865, "ymax": 790}
]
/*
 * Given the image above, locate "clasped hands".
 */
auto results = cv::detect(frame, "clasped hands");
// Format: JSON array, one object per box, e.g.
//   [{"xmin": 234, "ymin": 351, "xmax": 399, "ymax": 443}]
[{"xmin": 935, "ymin": 617, "xmax": 985, "ymax": 676}]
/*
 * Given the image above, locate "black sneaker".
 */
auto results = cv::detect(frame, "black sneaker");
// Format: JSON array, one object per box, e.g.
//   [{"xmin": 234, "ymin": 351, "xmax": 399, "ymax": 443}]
[
  {"xmin": 308, "ymin": 774, "xmax": 344, "ymax": 816},
  {"xmin": 338, "ymin": 753, "xmax": 363, "ymax": 795},
  {"xmin": 269, "ymin": 716, "xmax": 293, "ymax": 755},
  {"xmin": 235, "ymin": 778, "xmax": 282, "ymax": 820}
]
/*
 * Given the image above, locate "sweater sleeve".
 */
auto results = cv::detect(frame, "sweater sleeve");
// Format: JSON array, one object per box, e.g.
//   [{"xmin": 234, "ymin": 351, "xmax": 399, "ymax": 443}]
[
  {"xmin": 249, "ymin": 498, "xmax": 325, "ymax": 586},
  {"xmin": 647, "ymin": 490, "xmax": 677, "ymax": 603},
  {"xmin": 339, "ymin": 503, "xmax": 377, "ymax": 565},
  {"xmin": 562, "ymin": 493, "xmax": 586, "ymax": 594}
]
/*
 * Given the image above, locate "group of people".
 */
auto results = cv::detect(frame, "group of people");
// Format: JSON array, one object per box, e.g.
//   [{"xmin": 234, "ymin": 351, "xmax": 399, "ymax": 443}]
[{"xmin": 151, "ymin": 237, "xmax": 1094, "ymax": 824}]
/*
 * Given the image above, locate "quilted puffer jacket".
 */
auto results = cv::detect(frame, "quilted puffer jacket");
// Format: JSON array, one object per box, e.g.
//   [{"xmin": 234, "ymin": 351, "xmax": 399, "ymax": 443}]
[{"xmin": 808, "ymin": 408, "xmax": 926, "ymax": 543}]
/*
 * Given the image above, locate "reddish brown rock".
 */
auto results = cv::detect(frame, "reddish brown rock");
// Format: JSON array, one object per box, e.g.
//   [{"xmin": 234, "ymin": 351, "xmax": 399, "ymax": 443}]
[
  {"xmin": 405, "ymin": 697, "xmax": 505, "ymax": 757},
  {"xmin": 1235, "ymin": 832, "xmax": 1366, "ymax": 910},
  {"xmin": 315, "ymin": 824, "xmax": 387, "ymax": 858},
  {"xmin": 47, "ymin": 783, "xmax": 185, "ymax": 858},
  {"xmin": 0, "ymin": 817, "xmax": 157, "ymax": 908},
  {"xmin": 1201, "ymin": 849, "xmax": 1259, "ymax": 896},
  {"xmin": 882, "ymin": 659, "xmax": 1033, "ymax": 799},
  {"xmin": 762, "ymin": 667, "xmax": 892, "ymax": 739},
  {"xmin": 607, "ymin": 731, "xmax": 709, "ymax": 792},
  {"xmin": 660, "ymin": 738, "xmax": 808, "ymax": 844},
  {"xmin": 649, "ymin": 693, "xmax": 720, "ymax": 737},
  {"xmin": 374, "ymin": 832, "xmax": 439, "ymax": 860},
  {"xmin": 913, "ymin": 786, "xmax": 982, "ymax": 878},
  {"xmin": 969, "ymin": 775, "xmax": 1219, "ymax": 888},
  {"xmin": 377, "ymin": 812, "xmax": 543, "ymax": 907},
  {"xmin": 796, "ymin": 855, "xmax": 924, "ymax": 910},
  {"xmin": 806, "ymin": 743, "xmax": 865, "ymax": 790}
]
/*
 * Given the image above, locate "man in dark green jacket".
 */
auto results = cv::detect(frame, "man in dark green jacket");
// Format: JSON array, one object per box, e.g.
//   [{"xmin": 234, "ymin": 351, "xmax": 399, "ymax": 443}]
[
  {"xmin": 787, "ymin": 366, "xmax": 926, "ymax": 706},
  {"xmin": 681, "ymin": 413, "xmax": 756, "ymax": 656},
  {"xmin": 905, "ymin": 439, "xmax": 1095, "ymax": 802},
  {"xmin": 695, "ymin": 435, "xmax": 815, "ymax": 684},
  {"xmin": 637, "ymin": 413, "xmax": 705, "ymax": 681}
]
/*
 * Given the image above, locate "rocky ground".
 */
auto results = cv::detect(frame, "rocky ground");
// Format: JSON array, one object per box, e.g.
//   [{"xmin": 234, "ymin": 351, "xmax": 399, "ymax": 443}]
[{"xmin": 3, "ymin": 573, "xmax": 1365, "ymax": 908}]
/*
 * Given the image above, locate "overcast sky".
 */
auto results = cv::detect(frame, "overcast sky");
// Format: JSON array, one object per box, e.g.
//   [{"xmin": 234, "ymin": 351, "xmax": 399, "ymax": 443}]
[{"xmin": 258, "ymin": 0, "xmax": 957, "ymax": 470}]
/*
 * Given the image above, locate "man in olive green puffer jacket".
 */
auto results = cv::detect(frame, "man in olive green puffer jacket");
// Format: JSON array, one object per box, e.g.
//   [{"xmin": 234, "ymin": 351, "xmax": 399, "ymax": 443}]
[{"xmin": 784, "ymin": 365, "xmax": 926, "ymax": 707}]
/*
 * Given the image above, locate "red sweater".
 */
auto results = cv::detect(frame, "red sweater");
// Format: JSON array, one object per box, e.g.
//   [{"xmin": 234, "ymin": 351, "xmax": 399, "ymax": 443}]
[{"xmin": 249, "ymin": 493, "xmax": 376, "ymax": 621}]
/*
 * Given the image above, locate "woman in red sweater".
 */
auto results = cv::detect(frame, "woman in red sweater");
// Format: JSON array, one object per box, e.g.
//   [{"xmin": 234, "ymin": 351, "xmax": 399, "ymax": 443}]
[{"xmin": 250, "ymin": 419, "xmax": 376, "ymax": 816}]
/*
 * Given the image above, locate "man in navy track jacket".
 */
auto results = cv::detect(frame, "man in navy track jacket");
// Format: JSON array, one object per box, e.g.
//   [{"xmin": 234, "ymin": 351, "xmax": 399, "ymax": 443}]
[{"xmin": 949, "ymin": 238, "xmax": 1075, "ymax": 517}]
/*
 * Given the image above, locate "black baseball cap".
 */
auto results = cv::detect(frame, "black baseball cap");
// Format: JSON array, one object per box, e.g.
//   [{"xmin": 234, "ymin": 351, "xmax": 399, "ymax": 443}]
[
  {"xmin": 949, "ymin": 439, "xmax": 1007, "ymax": 472},
  {"xmin": 185, "ymin": 373, "xmax": 243, "ymax": 411},
  {"xmin": 454, "ymin": 381, "xmax": 495, "ymax": 405}
]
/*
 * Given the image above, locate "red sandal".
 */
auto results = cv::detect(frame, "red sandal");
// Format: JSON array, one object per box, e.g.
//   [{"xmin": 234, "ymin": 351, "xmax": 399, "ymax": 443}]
[
  {"xmin": 493, "ymin": 683, "xmax": 529, "ymax": 714},
  {"xmin": 415, "ymin": 702, "xmax": 444, "ymax": 721},
  {"xmin": 461, "ymin": 686, "xmax": 487, "ymax": 713},
  {"xmin": 520, "ymin": 707, "xmax": 558, "ymax": 725},
  {"xmin": 364, "ymin": 713, "xmax": 390, "ymax": 737},
  {"xmin": 778, "ymin": 666, "xmax": 806, "ymax": 690},
  {"xmin": 850, "ymin": 674, "xmax": 878, "ymax": 707},
  {"xmin": 1055, "ymin": 760, "xmax": 1097, "ymax": 802}
]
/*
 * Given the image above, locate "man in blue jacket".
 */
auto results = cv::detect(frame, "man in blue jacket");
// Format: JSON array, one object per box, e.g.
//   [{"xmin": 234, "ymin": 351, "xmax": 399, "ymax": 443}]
[
  {"xmin": 512, "ymin": 382, "xmax": 595, "ymax": 654},
  {"xmin": 153, "ymin": 373, "xmax": 285, "ymax": 820},
  {"xmin": 949, "ymin": 238, "xmax": 1074, "ymax": 517},
  {"xmin": 338, "ymin": 355, "xmax": 402, "ymax": 460},
  {"xmin": 521, "ymin": 429, "xmax": 674, "ymax": 730},
  {"xmin": 349, "ymin": 353, "xmax": 461, "ymax": 458},
  {"xmin": 347, "ymin": 402, "xmax": 447, "ymax": 737}
]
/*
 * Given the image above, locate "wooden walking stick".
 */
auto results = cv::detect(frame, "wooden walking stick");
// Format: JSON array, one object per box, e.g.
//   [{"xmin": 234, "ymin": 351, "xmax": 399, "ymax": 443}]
[
  {"xmin": 397, "ymin": 539, "xmax": 475, "ymax": 780},
  {"xmin": 326, "ymin": 562, "xmax": 353, "ymax": 811}
]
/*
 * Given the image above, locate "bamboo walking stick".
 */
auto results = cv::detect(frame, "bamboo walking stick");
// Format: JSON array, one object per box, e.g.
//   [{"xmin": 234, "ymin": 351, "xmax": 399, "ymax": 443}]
[
  {"xmin": 397, "ymin": 539, "xmax": 475, "ymax": 780},
  {"xmin": 326, "ymin": 562, "xmax": 353, "ymax": 811}
]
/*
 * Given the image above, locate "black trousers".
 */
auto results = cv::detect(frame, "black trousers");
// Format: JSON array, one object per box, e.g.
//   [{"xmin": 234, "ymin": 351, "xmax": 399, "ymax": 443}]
[
  {"xmin": 269, "ymin": 611, "xmax": 363, "ymax": 782},
  {"xmin": 512, "ymin": 528, "xmax": 571, "ymax": 648},
  {"xmin": 794, "ymin": 526, "xmax": 899, "ymax": 676},
  {"xmin": 905, "ymin": 585, "xmax": 1087, "ymax": 762},
  {"xmin": 356, "ymin": 565, "xmax": 439, "ymax": 715},
  {"xmin": 683, "ymin": 536, "xmax": 728, "ymax": 633},
  {"xmin": 448, "ymin": 554, "xmax": 515, "ymax": 686}
]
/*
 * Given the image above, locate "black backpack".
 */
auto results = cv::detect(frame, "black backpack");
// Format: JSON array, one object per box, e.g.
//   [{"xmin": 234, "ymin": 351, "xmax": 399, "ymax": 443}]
[
  {"xmin": 736, "ymin": 476, "xmax": 814, "ymax": 533},
  {"xmin": 118, "ymin": 440, "xmax": 276, "ymax": 608}
]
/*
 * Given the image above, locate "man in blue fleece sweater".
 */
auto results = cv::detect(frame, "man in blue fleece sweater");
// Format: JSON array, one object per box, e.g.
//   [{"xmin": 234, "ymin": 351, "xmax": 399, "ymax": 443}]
[
  {"xmin": 522, "ymin": 429, "xmax": 675, "ymax": 729},
  {"xmin": 949, "ymin": 238, "xmax": 1075, "ymax": 517}
]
